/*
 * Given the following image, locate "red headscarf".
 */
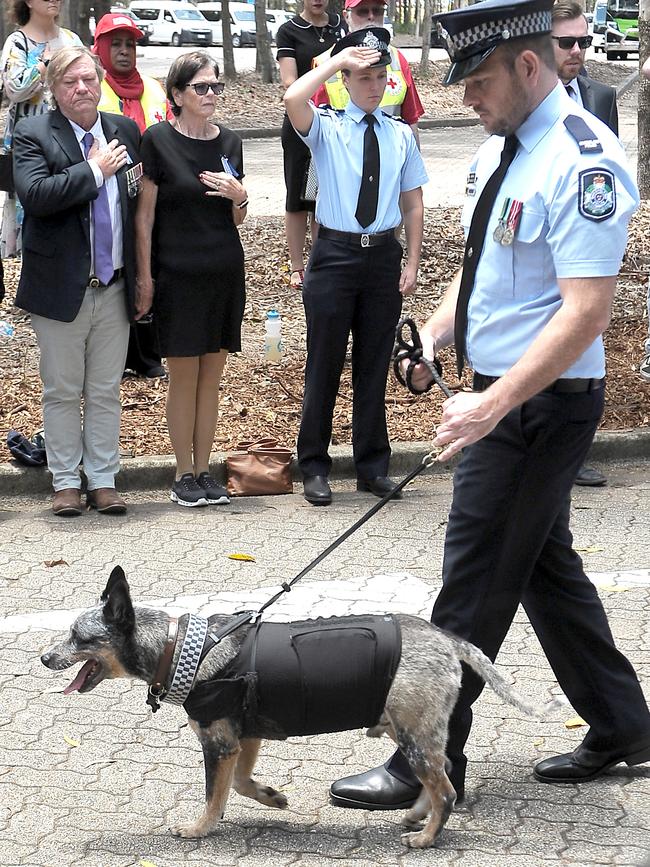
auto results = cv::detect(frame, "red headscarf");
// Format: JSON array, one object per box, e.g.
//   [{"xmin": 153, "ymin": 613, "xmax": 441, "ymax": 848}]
[{"xmin": 93, "ymin": 13, "xmax": 147, "ymax": 132}]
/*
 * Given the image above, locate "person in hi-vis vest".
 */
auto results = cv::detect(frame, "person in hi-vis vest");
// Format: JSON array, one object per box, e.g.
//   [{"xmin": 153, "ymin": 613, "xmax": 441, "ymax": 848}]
[
  {"xmin": 94, "ymin": 12, "xmax": 173, "ymax": 379},
  {"xmin": 312, "ymin": 0, "xmax": 424, "ymax": 142}
]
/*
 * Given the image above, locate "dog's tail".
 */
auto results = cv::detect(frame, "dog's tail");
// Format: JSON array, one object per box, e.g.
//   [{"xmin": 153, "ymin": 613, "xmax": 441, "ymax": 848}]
[{"xmin": 450, "ymin": 633, "xmax": 566, "ymax": 719}]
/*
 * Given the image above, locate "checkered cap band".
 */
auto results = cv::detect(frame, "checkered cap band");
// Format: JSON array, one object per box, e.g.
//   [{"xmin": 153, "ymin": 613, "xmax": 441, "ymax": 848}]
[
  {"xmin": 448, "ymin": 10, "xmax": 551, "ymax": 58},
  {"xmin": 165, "ymin": 613, "xmax": 209, "ymax": 706}
]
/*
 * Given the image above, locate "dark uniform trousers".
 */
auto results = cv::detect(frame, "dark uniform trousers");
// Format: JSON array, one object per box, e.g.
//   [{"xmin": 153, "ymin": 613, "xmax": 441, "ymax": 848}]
[
  {"xmin": 389, "ymin": 385, "xmax": 650, "ymax": 791},
  {"xmin": 298, "ymin": 234, "xmax": 403, "ymax": 479}
]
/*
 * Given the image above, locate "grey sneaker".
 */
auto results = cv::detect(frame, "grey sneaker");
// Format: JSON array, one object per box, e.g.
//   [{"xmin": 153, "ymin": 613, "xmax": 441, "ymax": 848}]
[
  {"xmin": 170, "ymin": 473, "xmax": 208, "ymax": 507},
  {"xmin": 640, "ymin": 354, "xmax": 650, "ymax": 382},
  {"xmin": 196, "ymin": 472, "xmax": 230, "ymax": 505}
]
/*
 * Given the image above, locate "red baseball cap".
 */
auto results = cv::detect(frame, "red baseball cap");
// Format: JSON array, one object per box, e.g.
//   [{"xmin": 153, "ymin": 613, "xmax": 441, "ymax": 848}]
[
  {"xmin": 93, "ymin": 12, "xmax": 143, "ymax": 42},
  {"xmin": 345, "ymin": 0, "xmax": 387, "ymax": 9}
]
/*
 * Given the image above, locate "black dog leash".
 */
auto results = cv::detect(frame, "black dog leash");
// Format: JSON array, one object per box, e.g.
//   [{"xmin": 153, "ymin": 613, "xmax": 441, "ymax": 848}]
[
  {"xmin": 393, "ymin": 317, "xmax": 454, "ymax": 399},
  {"xmin": 200, "ymin": 319, "xmax": 455, "ymax": 656}
]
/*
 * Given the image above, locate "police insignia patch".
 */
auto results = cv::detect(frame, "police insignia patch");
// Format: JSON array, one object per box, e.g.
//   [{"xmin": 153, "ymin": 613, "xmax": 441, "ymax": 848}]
[{"xmin": 578, "ymin": 169, "xmax": 616, "ymax": 222}]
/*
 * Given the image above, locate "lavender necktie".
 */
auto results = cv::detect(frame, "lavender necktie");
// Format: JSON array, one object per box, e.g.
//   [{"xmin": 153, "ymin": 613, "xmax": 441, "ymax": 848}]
[{"xmin": 82, "ymin": 132, "xmax": 114, "ymax": 285}]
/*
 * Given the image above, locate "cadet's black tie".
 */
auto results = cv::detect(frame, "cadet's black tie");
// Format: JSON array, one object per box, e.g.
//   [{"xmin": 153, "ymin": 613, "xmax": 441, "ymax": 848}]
[
  {"xmin": 355, "ymin": 114, "xmax": 380, "ymax": 229},
  {"xmin": 454, "ymin": 134, "xmax": 519, "ymax": 377}
]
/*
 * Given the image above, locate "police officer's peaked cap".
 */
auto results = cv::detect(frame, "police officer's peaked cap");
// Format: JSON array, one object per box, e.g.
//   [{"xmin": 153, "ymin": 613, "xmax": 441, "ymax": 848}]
[
  {"xmin": 331, "ymin": 27, "xmax": 392, "ymax": 67},
  {"xmin": 434, "ymin": 0, "xmax": 554, "ymax": 86}
]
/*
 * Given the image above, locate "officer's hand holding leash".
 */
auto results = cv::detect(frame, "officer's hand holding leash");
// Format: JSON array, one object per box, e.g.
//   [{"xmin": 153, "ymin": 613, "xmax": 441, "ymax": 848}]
[{"xmin": 433, "ymin": 390, "xmax": 503, "ymax": 463}]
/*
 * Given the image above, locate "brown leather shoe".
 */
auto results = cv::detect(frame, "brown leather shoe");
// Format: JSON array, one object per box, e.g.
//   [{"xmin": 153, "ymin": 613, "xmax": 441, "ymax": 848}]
[
  {"xmin": 52, "ymin": 488, "xmax": 82, "ymax": 517},
  {"xmin": 87, "ymin": 487, "xmax": 127, "ymax": 515}
]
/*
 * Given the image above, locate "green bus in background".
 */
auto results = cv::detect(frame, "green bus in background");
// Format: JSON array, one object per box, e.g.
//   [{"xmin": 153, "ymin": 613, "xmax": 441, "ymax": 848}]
[{"xmin": 592, "ymin": 0, "xmax": 639, "ymax": 59}]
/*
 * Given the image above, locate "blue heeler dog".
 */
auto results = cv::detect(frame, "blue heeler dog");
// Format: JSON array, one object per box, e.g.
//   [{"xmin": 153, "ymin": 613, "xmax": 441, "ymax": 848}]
[{"xmin": 41, "ymin": 566, "xmax": 559, "ymax": 849}]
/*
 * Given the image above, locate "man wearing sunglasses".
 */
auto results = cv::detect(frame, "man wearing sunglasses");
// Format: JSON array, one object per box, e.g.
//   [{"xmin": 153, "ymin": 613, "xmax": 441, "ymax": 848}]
[{"xmin": 552, "ymin": 0, "xmax": 618, "ymax": 135}]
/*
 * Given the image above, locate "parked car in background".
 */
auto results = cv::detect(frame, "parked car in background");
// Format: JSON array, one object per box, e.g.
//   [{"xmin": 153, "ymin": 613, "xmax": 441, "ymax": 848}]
[
  {"xmin": 128, "ymin": 1, "xmax": 214, "ymax": 46},
  {"xmin": 267, "ymin": 9, "xmax": 293, "ymax": 43},
  {"xmin": 195, "ymin": 1, "xmax": 266, "ymax": 47}
]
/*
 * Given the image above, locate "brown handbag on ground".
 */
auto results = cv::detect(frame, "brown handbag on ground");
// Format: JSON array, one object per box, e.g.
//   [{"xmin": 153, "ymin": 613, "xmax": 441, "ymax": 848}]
[{"xmin": 225, "ymin": 438, "xmax": 293, "ymax": 496}]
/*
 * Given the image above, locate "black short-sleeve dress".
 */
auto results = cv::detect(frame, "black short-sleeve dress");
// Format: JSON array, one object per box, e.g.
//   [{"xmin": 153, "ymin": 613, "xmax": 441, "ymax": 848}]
[
  {"xmin": 276, "ymin": 14, "xmax": 345, "ymax": 212},
  {"xmin": 140, "ymin": 121, "xmax": 246, "ymax": 357}
]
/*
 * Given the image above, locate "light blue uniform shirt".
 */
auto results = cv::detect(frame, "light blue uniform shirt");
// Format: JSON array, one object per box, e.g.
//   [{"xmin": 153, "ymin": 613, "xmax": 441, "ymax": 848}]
[
  {"xmin": 462, "ymin": 82, "xmax": 638, "ymax": 378},
  {"xmin": 299, "ymin": 100, "xmax": 428, "ymax": 233}
]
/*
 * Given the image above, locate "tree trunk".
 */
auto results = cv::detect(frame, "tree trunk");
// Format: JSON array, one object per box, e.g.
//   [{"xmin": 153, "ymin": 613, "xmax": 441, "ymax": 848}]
[
  {"xmin": 221, "ymin": 0, "xmax": 237, "ymax": 82},
  {"xmin": 420, "ymin": 0, "xmax": 432, "ymax": 76},
  {"xmin": 254, "ymin": 0, "xmax": 277, "ymax": 83},
  {"xmin": 639, "ymin": 0, "xmax": 650, "ymax": 197}
]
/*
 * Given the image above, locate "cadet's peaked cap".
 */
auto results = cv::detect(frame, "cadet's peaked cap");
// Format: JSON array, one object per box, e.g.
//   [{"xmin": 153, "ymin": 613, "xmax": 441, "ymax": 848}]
[
  {"xmin": 434, "ymin": 0, "xmax": 554, "ymax": 86},
  {"xmin": 331, "ymin": 27, "xmax": 391, "ymax": 66}
]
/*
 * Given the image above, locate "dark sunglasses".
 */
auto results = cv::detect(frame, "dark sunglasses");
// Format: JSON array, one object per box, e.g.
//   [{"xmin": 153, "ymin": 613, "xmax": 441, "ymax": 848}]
[
  {"xmin": 187, "ymin": 82, "xmax": 225, "ymax": 96},
  {"xmin": 552, "ymin": 35, "xmax": 592, "ymax": 49}
]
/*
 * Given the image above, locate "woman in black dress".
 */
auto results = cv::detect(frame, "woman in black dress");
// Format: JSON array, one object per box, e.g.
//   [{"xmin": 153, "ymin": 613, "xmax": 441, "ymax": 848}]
[
  {"xmin": 135, "ymin": 51, "xmax": 248, "ymax": 508},
  {"xmin": 276, "ymin": 0, "xmax": 345, "ymax": 288}
]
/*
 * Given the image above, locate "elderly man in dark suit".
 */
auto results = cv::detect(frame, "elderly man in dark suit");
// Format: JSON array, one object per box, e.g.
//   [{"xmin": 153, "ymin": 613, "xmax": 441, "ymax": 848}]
[
  {"xmin": 551, "ymin": 0, "xmax": 616, "ymax": 488},
  {"xmin": 552, "ymin": 0, "xmax": 618, "ymax": 135},
  {"xmin": 13, "ymin": 46, "xmax": 141, "ymax": 517}
]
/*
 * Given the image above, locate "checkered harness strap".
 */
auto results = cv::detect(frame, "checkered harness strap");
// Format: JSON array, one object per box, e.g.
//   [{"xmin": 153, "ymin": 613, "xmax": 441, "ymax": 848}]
[
  {"xmin": 164, "ymin": 613, "xmax": 209, "ymax": 706},
  {"xmin": 449, "ymin": 10, "xmax": 551, "ymax": 55}
]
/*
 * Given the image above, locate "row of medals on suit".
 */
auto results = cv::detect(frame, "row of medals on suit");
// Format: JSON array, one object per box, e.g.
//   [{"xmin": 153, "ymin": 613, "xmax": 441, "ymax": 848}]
[{"xmin": 493, "ymin": 197, "xmax": 523, "ymax": 245}]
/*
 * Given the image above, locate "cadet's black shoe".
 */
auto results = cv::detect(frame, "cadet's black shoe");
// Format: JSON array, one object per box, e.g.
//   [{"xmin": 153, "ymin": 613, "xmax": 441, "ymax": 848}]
[
  {"xmin": 303, "ymin": 475, "xmax": 332, "ymax": 505},
  {"xmin": 330, "ymin": 764, "xmax": 422, "ymax": 810},
  {"xmin": 357, "ymin": 476, "xmax": 402, "ymax": 499},
  {"xmin": 574, "ymin": 465, "xmax": 607, "ymax": 487},
  {"xmin": 534, "ymin": 735, "xmax": 650, "ymax": 783}
]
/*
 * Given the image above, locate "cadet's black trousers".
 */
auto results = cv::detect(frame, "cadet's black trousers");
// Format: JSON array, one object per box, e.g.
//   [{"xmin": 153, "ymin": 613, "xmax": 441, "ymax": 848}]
[
  {"xmin": 388, "ymin": 385, "xmax": 650, "ymax": 791},
  {"xmin": 297, "ymin": 235, "xmax": 403, "ymax": 480}
]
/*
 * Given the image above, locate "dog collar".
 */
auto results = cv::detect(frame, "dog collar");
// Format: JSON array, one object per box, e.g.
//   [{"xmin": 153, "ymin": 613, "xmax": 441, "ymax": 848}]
[{"xmin": 161, "ymin": 613, "xmax": 209, "ymax": 707}]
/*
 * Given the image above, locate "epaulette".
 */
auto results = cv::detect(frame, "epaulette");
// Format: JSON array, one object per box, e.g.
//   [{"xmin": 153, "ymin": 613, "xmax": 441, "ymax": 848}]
[
  {"xmin": 381, "ymin": 111, "xmax": 408, "ymax": 124},
  {"xmin": 317, "ymin": 104, "xmax": 344, "ymax": 115},
  {"xmin": 563, "ymin": 115, "xmax": 603, "ymax": 154}
]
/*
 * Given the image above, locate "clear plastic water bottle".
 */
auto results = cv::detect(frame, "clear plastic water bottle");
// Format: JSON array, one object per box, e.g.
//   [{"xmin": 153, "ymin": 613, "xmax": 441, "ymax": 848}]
[
  {"xmin": 0, "ymin": 320, "xmax": 15, "ymax": 339},
  {"xmin": 264, "ymin": 310, "xmax": 283, "ymax": 362}
]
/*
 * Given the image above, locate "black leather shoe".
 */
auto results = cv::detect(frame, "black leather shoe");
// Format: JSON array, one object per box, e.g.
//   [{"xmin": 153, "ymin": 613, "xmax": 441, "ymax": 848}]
[
  {"xmin": 534, "ymin": 735, "xmax": 650, "ymax": 783},
  {"xmin": 574, "ymin": 465, "xmax": 607, "ymax": 487},
  {"xmin": 330, "ymin": 763, "xmax": 422, "ymax": 810},
  {"xmin": 357, "ymin": 476, "xmax": 403, "ymax": 500},
  {"xmin": 303, "ymin": 475, "xmax": 331, "ymax": 506}
]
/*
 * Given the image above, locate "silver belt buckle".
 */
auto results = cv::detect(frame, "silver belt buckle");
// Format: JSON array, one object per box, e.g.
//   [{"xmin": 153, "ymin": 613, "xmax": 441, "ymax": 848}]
[
  {"xmin": 88, "ymin": 276, "xmax": 101, "ymax": 289},
  {"xmin": 360, "ymin": 233, "xmax": 370, "ymax": 248}
]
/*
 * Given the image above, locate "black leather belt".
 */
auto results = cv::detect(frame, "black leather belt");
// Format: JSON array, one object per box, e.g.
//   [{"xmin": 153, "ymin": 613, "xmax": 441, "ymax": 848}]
[
  {"xmin": 473, "ymin": 372, "xmax": 606, "ymax": 394},
  {"xmin": 319, "ymin": 227, "xmax": 397, "ymax": 248},
  {"xmin": 88, "ymin": 268, "xmax": 124, "ymax": 289}
]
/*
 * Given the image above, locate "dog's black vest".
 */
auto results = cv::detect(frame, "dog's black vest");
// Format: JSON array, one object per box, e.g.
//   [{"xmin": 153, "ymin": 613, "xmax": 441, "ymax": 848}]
[{"xmin": 184, "ymin": 614, "xmax": 402, "ymax": 737}]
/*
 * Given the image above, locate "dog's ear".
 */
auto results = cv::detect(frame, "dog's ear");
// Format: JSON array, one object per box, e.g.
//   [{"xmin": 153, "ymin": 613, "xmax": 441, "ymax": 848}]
[{"xmin": 101, "ymin": 566, "xmax": 135, "ymax": 633}]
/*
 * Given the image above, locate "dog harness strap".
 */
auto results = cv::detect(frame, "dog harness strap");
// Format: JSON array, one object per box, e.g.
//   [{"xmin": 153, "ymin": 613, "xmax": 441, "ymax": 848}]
[
  {"xmin": 164, "ymin": 613, "xmax": 209, "ymax": 706},
  {"xmin": 147, "ymin": 616, "xmax": 179, "ymax": 710}
]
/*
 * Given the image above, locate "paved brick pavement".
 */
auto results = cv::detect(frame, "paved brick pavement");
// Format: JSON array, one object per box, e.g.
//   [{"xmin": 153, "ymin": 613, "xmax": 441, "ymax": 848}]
[{"xmin": 1, "ymin": 460, "xmax": 649, "ymax": 866}]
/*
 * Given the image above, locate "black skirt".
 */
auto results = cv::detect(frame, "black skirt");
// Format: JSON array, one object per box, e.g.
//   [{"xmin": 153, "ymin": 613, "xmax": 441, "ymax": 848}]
[{"xmin": 281, "ymin": 114, "xmax": 315, "ymax": 214}]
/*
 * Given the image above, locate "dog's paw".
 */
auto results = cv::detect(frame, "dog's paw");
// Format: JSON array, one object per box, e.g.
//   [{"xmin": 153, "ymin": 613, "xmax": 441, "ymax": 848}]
[
  {"xmin": 401, "ymin": 829, "xmax": 436, "ymax": 849},
  {"xmin": 170, "ymin": 822, "xmax": 211, "ymax": 839},
  {"xmin": 258, "ymin": 785, "xmax": 288, "ymax": 809}
]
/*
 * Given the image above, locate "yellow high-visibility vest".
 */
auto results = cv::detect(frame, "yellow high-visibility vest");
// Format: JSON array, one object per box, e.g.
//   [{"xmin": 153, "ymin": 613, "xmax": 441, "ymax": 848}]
[{"xmin": 98, "ymin": 76, "xmax": 168, "ymax": 128}]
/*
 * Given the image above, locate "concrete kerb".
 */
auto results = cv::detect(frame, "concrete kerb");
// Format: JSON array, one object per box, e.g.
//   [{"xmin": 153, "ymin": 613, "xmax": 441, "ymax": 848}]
[
  {"xmin": 1, "ymin": 429, "xmax": 649, "ymax": 497},
  {"xmin": 232, "ymin": 114, "xmax": 480, "ymax": 139}
]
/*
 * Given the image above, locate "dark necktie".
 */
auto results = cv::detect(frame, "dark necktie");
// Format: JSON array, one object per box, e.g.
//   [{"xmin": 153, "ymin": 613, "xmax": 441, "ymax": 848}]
[
  {"xmin": 565, "ymin": 84, "xmax": 575, "ymax": 99},
  {"xmin": 82, "ymin": 132, "xmax": 114, "ymax": 285},
  {"xmin": 355, "ymin": 114, "xmax": 380, "ymax": 229},
  {"xmin": 454, "ymin": 134, "xmax": 519, "ymax": 377}
]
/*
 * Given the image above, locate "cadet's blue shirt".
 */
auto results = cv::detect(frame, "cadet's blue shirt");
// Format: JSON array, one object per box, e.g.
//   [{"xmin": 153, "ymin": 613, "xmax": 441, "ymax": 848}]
[
  {"xmin": 298, "ymin": 101, "xmax": 428, "ymax": 233},
  {"xmin": 462, "ymin": 83, "xmax": 638, "ymax": 378}
]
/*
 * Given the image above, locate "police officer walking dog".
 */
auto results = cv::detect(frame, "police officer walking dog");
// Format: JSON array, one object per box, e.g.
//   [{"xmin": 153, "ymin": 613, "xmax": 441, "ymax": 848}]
[
  {"xmin": 330, "ymin": 0, "xmax": 650, "ymax": 812},
  {"xmin": 284, "ymin": 28, "xmax": 428, "ymax": 506}
]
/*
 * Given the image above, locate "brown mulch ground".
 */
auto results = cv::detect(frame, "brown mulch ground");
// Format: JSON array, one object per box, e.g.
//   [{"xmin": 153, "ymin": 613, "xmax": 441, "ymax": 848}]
[{"xmin": 1, "ymin": 59, "xmax": 648, "ymax": 460}]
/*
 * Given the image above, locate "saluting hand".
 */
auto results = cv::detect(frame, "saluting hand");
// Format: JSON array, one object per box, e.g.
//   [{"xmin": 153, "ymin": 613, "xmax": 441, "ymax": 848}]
[{"xmin": 336, "ymin": 46, "xmax": 381, "ymax": 71}]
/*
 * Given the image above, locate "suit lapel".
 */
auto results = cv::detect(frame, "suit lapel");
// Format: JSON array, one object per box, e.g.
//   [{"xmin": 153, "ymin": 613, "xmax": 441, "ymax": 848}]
[
  {"xmin": 51, "ymin": 109, "xmax": 85, "ymax": 166},
  {"xmin": 577, "ymin": 76, "xmax": 595, "ymax": 114}
]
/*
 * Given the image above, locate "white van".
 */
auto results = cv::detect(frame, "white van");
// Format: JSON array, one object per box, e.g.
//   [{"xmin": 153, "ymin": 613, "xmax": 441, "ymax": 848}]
[
  {"xmin": 196, "ymin": 2, "xmax": 265, "ymax": 47},
  {"xmin": 266, "ymin": 9, "xmax": 293, "ymax": 43},
  {"xmin": 128, "ymin": 1, "xmax": 214, "ymax": 46}
]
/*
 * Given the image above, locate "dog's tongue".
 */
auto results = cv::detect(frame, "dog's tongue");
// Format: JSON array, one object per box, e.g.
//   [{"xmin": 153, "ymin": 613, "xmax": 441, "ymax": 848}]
[{"xmin": 63, "ymin": 660, "xmax": 94, "ymax": 695}]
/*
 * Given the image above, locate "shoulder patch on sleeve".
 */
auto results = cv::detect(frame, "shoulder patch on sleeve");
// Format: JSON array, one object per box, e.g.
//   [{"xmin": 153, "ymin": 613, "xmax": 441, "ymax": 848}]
[
  {"xmin": 564, "ymin": 115, "xmax": 603, "ymax": 154},
  {"xmin": 578, "ymin": 168, "xmax": 616, "ymax": 222}
]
